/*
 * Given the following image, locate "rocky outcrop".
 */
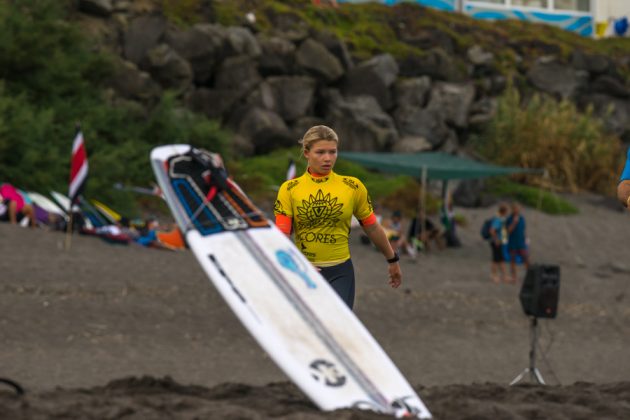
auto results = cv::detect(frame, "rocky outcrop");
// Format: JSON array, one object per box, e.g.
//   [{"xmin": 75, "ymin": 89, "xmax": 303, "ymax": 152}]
[{"xmin": 76, "ymin": 3, "xmax": 630, "ymax": 156}]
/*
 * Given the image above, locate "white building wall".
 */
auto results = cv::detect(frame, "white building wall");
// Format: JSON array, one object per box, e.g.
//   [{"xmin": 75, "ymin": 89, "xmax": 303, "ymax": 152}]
[{"xmin": 594, "ymin": 0, "xmax": 630, "ymax": 22}]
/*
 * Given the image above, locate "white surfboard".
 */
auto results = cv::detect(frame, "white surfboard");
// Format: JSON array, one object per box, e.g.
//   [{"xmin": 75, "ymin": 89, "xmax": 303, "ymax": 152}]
[
  {"xmin": 50, "ymin": 190, "xmax": 81, "ymax": 214},
  {"xmin": 27, "ymin": 192, "xmax": 66, "ymax": 217},
  {"xmin": 150, "ymin": 145, "xmax": 431, "ymax": 418}
]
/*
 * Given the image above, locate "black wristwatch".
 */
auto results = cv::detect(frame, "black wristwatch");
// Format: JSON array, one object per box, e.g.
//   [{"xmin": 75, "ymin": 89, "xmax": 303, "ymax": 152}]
[{"xmin": 387, "ymin": 252, "xmax": 400, "ymax": 264}]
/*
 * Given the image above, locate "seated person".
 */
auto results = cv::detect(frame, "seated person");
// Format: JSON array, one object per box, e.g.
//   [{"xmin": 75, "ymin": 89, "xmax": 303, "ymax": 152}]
[
  {"xmin": 0, "ymin": 183, "xmax": 36, "ymax": 227},
  {"xmin": 135, "ymin": 218, "xmax": 177, "ymax": 250},
  {"xmin": 408, "ymin": 212, "xmax": 445, "ymax": 252},
  {"xmin": 382, "ymin": 210, "xmax": 416, "ymax": 258}
]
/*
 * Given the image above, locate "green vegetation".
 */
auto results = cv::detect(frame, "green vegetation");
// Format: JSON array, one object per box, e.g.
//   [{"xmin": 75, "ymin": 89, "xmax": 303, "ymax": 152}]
[
  {"xmin": 211, "ymin": 0, "xmax": 630, "ymax": 79},
  {"xmin": 485, "ymin": 178, "xmax": 579, "ymax": 215},
  {"xmin": 2, "ymin": 0, "xmax": 629, "ymax": 219},
  {"xmin": 162, "ymin": 0, "xmax": 202, "ymax": 26},
  {"xmin": 472, "ymin": 86, "xmax": 624, "ymax": 197},
  {"xmin": 0, "ymin": 1, "xmax": 230, "ymax": 215}
]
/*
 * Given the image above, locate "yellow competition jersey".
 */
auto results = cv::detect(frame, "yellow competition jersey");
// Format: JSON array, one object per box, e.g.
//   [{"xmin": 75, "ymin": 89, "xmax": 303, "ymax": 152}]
[{"xmin": 274, "ymin": 170, "xmax": 373, "ymax": 266}]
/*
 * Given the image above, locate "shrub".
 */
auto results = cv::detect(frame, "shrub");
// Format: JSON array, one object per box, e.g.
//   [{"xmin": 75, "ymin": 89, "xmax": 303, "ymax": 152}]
[
  {"xmin": 485, "ymin": 178, "xmax": 579, "ymax": 215},
  {"xmin": 472, "ymin": 86, "xmax": 624, "ymax": 196}
]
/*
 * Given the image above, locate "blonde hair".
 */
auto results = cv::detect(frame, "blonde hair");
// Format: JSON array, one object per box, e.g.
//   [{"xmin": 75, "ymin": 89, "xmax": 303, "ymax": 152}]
[{"xmin": 299, "ymin": 125, "xmax": 339, "ymax": 154}]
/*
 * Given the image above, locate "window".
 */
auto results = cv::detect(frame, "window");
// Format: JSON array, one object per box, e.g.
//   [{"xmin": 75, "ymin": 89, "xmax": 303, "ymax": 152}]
[
  {"xmin": 511, "ymin": 0, "xmax": 549, "ymax": 8},
  {"xmin": 554, "ymin": 0, "xmax": 590, "ymax": 12}
]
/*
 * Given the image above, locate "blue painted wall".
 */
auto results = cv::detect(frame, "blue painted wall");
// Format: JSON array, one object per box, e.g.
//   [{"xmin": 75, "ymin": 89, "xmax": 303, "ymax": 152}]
[
  {"xmin": 338, "ymin": 0, "xmax": 456, "ymax": 12},
  {"xmin": 464, "ymin": 4, "xmax": 593, "ymax": 37},
  {"xmin": 336, "ymin": 0, "xmax": 593, "ymax": 36}
]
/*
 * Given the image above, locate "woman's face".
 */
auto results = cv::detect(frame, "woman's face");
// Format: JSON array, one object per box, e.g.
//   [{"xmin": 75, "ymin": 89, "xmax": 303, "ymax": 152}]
[{"xmin": 304, "ymin": 140, "xmax": 337, "ymax": 175}]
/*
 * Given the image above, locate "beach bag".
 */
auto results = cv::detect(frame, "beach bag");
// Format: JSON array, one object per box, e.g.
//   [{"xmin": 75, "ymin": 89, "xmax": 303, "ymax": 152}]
[{"xmin": 480, "ymin": 218, "xmax": 493, "ymax": 240}]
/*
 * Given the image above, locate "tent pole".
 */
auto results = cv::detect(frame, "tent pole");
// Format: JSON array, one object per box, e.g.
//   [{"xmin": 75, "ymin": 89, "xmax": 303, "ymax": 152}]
[
  {"xmin": 419, "ymin": 166, "xmax": 428, "ymax": 253},
  {"xmin": 441, "ymin": 179, "xmax": 449, "ymax": 229}
]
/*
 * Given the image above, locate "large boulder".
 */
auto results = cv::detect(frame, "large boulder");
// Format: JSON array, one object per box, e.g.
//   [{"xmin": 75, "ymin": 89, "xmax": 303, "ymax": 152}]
[
  {"xmin": 295, "ymin": 38, "xmax": 344, "ymax": 83},
  {"xmin": 165, "ymin": 24, "xmax": 226, "ymax": 85},
  {"xmin": 590, "ymin": 75, "xmax": 630, "ymax": 99},
  {"xmin": 342, "ymin": 54, "xmax": 398, "ymax": 110},
  {"xmin": 468, "ymin": 97, "xmax": 498, "ymax": 128},
  {"xmin": 527, "ymin": 57, "xmax": 589, "ymax": 99},
  {"xmin": 224, "ymin": 26, "xmax": 261, "ymax": 58},
  {"xmin": 108, "ymin": 58, "xmax": 162, "ymax": 103},
  {"xmin": 186, "ymin": 88, "xmax": 241, "ymax": 121},
  {"xmin": 123, "ymin": 15, "xmax": 167, "ymax": 64},
  {"xmin": 323, "ymin": 90, "xmax": 398, "ymax": 152},
  {"xmin": 245, "ymin": 82, "xmax": 277, "ymax": 111},
  {"xmin": 571, "ymin": 50, "xmax": 611, "ymax": 75},
  {"xmin": 342, "ymin": 66, "xmax": 391, "ymax": 111},
  {"xmin": 393, "ymin": 106, "xmax": 457, "ymax": 149},
  {"xmin": 257, "ymin": 35, "xmax": 296, "ymax": 75},
  {"xmin": 312, "ymin": 31, "xmax": 354, "ymax": 71},
  {"xmin": 426, "ymin": 82, "xmax": 476, "ymax": 129},
  {"xmin": 467, "ymin": 45, "xmax": 494, "ymax": 67},
  {"xmin": 579, "ymin": 93, "xmax": 630, "ymax": 140},
  {"xmin": 267, "ymin": 76, "xmax": 317, "ymax": 122},
  {"xmin": 229, "ymin": 106, "xmax": 293, "ymax": 154},
  {"xmin": 214, "ymin": 55, "xmax": 262, "ymax": 98},
  {"xmin": 141, "ymin": 44, "xmax": 192, "ymax": 92},
  {"xmin": 394, "ymin": 77, "xmax": 431, "ymax": 109},
  {"xmin": 399, "ymin": 48, "xmax": 462, "ymax": 81}
]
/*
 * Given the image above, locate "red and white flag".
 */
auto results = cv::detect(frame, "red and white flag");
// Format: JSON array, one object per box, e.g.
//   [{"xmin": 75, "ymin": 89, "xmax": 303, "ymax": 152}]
[
  {"xmin": 286, "ymin": 158, "xmax": 297, "ymax": 180},
  {"xmin": 68, "ymin": 130, "xmax": 88, "ymax": 205}
]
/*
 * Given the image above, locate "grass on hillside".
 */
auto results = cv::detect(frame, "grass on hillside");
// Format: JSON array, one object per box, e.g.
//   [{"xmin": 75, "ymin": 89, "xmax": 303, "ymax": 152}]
[
  {"xmin": 207, "ymin": 0, "xmax": 630, "ymax": 80},
  {"xmin": 485, "ymin": 177, "xmax": 579, "ymax": 215}
]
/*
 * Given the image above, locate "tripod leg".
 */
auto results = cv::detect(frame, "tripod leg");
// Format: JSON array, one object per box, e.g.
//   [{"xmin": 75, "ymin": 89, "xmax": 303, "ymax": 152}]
[
  {"xmin": 509, "ymin": 368, "xmax": 529, "ymax": 386},
  {"xmin": 532, "ymin": 368, "xmax": 546, "ymax": 385}
]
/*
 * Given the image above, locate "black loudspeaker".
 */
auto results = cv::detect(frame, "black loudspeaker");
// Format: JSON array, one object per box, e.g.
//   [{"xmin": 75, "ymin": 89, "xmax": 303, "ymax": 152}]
[{"xmin": 519, "ymin": 264, "xmax": 560, "ymax": 319}]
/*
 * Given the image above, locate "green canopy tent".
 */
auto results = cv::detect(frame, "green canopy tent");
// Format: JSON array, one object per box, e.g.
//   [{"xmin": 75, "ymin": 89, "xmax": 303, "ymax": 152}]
[
  {"xmin": 339, "ymin": 151, "xmax": 543, "ymax": 245},
  {"xmin": 339, "ymin": 151, "xmax": 540, "ymax": 181}
]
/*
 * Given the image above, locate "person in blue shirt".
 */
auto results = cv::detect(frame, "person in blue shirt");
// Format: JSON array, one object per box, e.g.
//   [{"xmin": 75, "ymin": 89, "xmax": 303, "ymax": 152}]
[
  {"xmin": 617, "ymin": 148, "xmax": 630, "ymax": 209},
  {"xmin": 489, "ymin": 203, "xmax": 508, "ymax": 284},
  {"xmin": 506, "ymin": 202, "xmax": 529, "ymax": 283}
]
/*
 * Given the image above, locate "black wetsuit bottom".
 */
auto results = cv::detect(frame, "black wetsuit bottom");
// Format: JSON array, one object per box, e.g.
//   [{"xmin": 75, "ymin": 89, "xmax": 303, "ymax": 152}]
[{"xmin": 319, "ymin": 259, "xmax": 355, "ymax": 309}]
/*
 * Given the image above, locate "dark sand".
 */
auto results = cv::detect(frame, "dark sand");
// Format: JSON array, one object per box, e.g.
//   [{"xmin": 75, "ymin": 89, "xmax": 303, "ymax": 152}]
[{"xmin": 1, "ymin": 193, "xmax": 629, "ymax": 419}]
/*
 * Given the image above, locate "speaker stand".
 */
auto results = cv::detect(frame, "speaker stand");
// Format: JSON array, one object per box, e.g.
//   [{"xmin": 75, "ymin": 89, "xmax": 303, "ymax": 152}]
[{"xmin": 510, "ymin": 317, "xmax": 546, "ymax": 386}]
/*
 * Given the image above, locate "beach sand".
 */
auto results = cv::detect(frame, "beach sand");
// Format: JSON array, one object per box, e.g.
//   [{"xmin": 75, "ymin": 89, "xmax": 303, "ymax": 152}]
[{"xmin": 1, "ymin": 193, "xmax": 629, "ymax": 419}]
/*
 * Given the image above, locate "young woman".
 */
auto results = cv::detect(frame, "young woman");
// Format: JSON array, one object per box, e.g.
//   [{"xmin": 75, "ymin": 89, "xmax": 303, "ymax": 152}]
[{"xmin": 274, "ymin": 125, "xmax": 402, "ymax": 309}]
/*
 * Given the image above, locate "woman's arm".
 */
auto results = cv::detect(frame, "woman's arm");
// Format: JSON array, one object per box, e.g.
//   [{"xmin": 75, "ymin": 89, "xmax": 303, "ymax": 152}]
[{"xmin": 361, "ymin": 222, "xmax": 402, "ymax": 288}]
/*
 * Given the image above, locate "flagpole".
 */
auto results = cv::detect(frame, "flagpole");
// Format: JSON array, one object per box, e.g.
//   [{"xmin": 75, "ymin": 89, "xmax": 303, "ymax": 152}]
[
  {"xmin": 65, "ymin": 211, "xmax": 73, "ymax": 250},
  {"xmin": 66, "ymin": 122, "xmax": 87, "ymax": 251}
]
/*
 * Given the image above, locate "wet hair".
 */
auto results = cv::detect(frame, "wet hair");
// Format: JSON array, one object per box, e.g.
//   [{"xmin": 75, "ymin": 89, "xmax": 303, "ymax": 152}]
[{"xmin": 299, "ymin": 125, "xmax": 339, "ymax": 154}]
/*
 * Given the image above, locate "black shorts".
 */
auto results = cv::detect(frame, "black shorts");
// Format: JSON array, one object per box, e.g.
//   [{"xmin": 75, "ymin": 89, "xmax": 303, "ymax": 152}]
[
  {"xmin": 318, "ymin": 259, "xmax": 355, "ymax": 309},
  {"xmin": 490, "ymin": 242, "xmax": 504, "ymax": 263}
]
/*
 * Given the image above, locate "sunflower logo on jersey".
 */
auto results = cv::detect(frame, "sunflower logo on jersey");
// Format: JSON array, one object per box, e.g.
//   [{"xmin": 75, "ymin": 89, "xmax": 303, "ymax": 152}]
[{"xmin": 296, "ymin": 189, "xmax": 343, "ymax": 229}]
